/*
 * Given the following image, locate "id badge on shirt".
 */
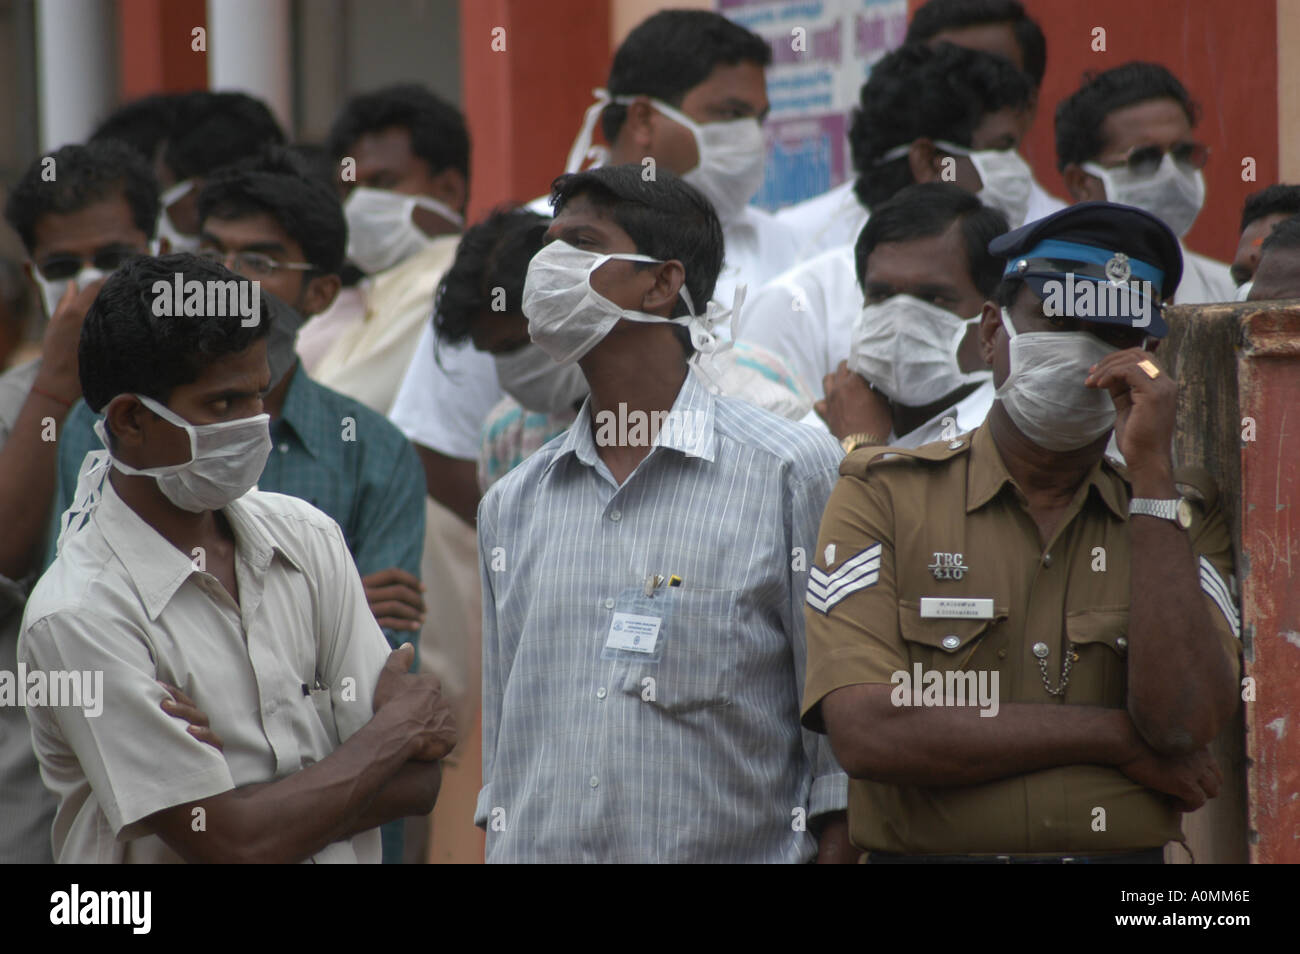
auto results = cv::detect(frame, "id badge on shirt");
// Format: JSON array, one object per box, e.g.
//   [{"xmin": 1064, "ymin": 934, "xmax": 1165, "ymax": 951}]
[{"xmin": 601, "ymin": 586, "xmax": 674, "ymax": 663}]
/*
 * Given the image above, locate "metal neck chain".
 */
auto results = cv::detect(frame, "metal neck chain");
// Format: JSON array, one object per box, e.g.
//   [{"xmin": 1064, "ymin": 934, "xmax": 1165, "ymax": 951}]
[{"xmin": 1038, "ymin": 642, "xmax": 1078, "ymax": 696}]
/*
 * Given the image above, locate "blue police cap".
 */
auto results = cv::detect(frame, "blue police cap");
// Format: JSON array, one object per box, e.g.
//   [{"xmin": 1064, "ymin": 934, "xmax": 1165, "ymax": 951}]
[{"xmin": 988, "ymin": 201, "xmax": 1183, "ymax": 338}]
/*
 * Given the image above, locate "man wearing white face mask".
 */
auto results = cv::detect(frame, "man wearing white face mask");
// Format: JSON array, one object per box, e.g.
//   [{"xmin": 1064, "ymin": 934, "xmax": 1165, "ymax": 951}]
[
  {"xmin": 1056, "ymin": 62, "xmax": 1235, "ymax": 306},
  {"xmin": 804, "ymin": 203, "xmax": 1242, "ymax": 863},
  {"xmin": 19, "ymin": 255, "xmax": 457, "ymax": 864},
  {"xmin": 478, "ymin": 165, "xmax": 853, "ymax": 863},
  {"xmin": 537, "ymin": 9, "xmax": 799, "ymax": 306},
  {"xmin": 814, "ymin": 184, "xmax": 1007, "ymax": 452},
  {"xmin": 779, "ymin": 0, "xmax": 1064, "ymax": 260},
  {"xmin": 314, "ymin": 84, "xmax": 469, "ymax": 415},
  {"xmin": 0, "ymin": 140, "xmax": 161, "ymax": 863},
  {"xmin": 434, "ymin": 207, "xmax": 818, "ymax": 495},
  {"xmin": 743, "ymin": 43, "xmax": 1034, "ymax": 402},
  {"xmin": 153, "ymin": 91, "xmax": 287, "ymax": 254}
]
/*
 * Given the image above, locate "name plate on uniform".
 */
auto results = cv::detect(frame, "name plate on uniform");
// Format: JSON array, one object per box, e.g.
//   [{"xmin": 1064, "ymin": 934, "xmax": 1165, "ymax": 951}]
[{"xmin": 920, "ymin": 597, "xmax": 994, "ymax": 619}]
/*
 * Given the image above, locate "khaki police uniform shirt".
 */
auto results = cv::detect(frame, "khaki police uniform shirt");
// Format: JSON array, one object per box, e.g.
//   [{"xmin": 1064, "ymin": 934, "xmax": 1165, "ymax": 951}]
[{"xmin": 802, "ymin": 420, "xmax": 1242, "ymax": 855}]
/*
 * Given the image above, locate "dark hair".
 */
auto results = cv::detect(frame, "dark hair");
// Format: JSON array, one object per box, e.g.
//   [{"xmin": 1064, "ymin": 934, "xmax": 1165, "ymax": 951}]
[
  {"xmin": 434, "ymin": 207, "xmax": 549, "ymax": 345},
  {"xmin": 1260, "ymin": 215, "xmax": 1300, "ymax": 255},
  {"xmin": 1241, "ymin": 184, "xmax": 1300, "ymax": 233},
  {"xmin": 163, "ymin": 91, "xmax": 286, "ymax": 182},
  {"xmin": 80, "ymin": 253, "xmax": 271, "ymax": 413},
  {"xmin": 287, "ymin": 142, "xmax": 347, "ymax": 196},
  {"xmin": 1054, "ymin": 62, "xmax": 1199, "ymax": 172},
  {"xmin": 550, "ymin": 164, "xmax": 724, "ymax": 322},
  {"xmin": 601, "ymin": 10, "xmax": 771, "ymax": 144},
  {"xmin": 197, "ymin": 146, "xmax": 347, "ymax": 275},
  {"xmin": 847, "ymin": 42, "xmax": 1033, "ymax": 210},
  {"xmin": 854, "ymin": 183, "xmax": 1009, "ymax": 297},
  {"xmin": 90, "ymin": 92, "xmax": 189, "ymax": 161},
  {"xmin": 326, "ymin": 84, "xmax": 470, "ymax": 181},
  {"xmin": 906, "ymin": 0, "xmax": 1046, "ymax": 87},
  {"xmin": 4, "ymin": 141, "xmax": 159, "ymax": 253}
]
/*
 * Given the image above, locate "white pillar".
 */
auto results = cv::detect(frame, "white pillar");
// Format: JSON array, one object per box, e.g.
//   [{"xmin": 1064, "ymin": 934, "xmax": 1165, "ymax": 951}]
[
  {"xmin": 35, "ymin": 0, "xmax": 115, "ymax": 150},
  {"xmin": 206, "ymin": 0, "xmax": 293, "ymax": 133}
]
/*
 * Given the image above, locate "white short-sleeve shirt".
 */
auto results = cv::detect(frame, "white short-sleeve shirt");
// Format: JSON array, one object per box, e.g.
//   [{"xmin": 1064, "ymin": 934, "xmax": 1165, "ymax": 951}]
[
  {"xmin": 739, "ymin": 244, "xmax": 861, "ymax": 400},
  {"xmin": 19, "ymin": 481, "xmax": 391, "ymax": 863},
  {"xmin": 388, "ymin": 325, "xmax": 505, "ymax": 460}
]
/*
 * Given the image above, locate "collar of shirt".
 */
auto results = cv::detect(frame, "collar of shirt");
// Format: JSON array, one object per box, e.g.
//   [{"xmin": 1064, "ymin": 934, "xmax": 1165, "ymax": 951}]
[
  {"xmin": 542, "ymin": 366, "xmax": 718, "ymax": 479},
  {"xmin": 92, "ymin": 476, "xmax": 302, "ymax": 620},
  {"xmin": 965, "ymin": 418, "xmax": 1128, "ymax": 519}
]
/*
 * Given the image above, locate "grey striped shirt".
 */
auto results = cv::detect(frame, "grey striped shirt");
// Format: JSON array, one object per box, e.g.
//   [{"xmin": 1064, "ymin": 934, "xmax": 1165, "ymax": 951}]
[{"xmin": 476, "ymin": 369, "xmax": 848, "ymax": 863}]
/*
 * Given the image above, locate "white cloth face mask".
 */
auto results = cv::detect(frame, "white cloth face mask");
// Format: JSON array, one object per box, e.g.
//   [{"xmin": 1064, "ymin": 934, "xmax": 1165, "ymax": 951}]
[
  {"xmin": 344, "ymin": 186, "xmax": 464, "ymax": 274},
  {"xmin": 524, "ymin": 239, "xmax": 742, "ymax": 365},
  {"xmin": 994, "ymin": 308, "xmax": 1119, "ymax": 451},
  {"xmin": 933, "ymin": 140, "xmax": 1032, "ymax": 227},
  {"xmin": 561, "ymin": 89, "xmax": 766, "ymax": 225},
  {"xmin": 1083, "ymin": 153, "xmax": 1206, "ymax": 238},
  {"xmin": 93, "ymin": 393, "xmax": 272, "ymax": 513},
  {"xmin": 640, "ymin": 99, "xmax": 766, "ymax": 227},
  {"xmin": 33, "ymin": 266, "xmax": 106, "ymax": 319},
  {"xmin": 849, "ymin": 295, "xmax": 989, "ymax": 405},
  {"xmin": 157, "ymin": 179, "xmax": 201, "ymax": 253},
  {"xmin": 494, "ymin": 342, "xmax": 589, "ymax": 414}
]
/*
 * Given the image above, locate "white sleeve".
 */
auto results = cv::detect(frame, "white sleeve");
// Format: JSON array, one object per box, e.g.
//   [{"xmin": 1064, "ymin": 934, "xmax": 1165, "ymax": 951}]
[
  {"xmin": 740, "ymin": 277, "xmax": 831, "ymax": 402},
  {"xmin": 387, "ymin": 323, "xmax": 505, "ymax": 460}
]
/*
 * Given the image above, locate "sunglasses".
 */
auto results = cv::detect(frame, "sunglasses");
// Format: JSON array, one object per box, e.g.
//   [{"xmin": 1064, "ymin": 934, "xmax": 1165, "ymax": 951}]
[
  {"xmin": 38, "ymin": 248, "xmax": 143, "ymax": 281},
  {"xmin": 1101, "ymin": 141, "xmax": 1210, "ymax": 177}
]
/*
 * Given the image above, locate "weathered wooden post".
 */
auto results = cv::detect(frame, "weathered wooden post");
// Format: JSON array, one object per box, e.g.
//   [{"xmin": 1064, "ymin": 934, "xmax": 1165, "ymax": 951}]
[{"xmin": 1161, "ymin": 301, "xmax": 1300, "ymax": 863}]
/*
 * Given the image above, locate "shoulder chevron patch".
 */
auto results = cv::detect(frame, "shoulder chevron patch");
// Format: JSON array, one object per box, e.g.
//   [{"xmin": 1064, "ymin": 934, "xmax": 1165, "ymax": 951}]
[{"xmin": 807, "ymin": 542, "xmax": 882, "ymax": 614}]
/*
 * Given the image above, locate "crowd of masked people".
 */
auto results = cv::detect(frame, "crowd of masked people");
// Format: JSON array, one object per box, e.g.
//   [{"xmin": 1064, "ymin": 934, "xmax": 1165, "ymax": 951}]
[{"xmin": 1, "ymin": 0, "xmax": 1291, "ymax": 865}]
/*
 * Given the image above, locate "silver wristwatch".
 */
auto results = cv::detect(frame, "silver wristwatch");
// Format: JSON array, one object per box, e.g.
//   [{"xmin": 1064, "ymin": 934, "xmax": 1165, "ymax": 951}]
[{"xmin": 1129, "ymin": 496, "xmax": 1193, "ymax": 529}]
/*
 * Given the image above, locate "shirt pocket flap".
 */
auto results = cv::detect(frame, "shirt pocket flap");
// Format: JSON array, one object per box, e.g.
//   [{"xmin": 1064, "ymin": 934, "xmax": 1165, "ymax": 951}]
[
  {"xmin": 1065, "ymin": 607, "xmax": 1130, "ymax": 656},
  {"xmin": 898, "ymin": 599, "xmax": 1005, "ymax": 654}
]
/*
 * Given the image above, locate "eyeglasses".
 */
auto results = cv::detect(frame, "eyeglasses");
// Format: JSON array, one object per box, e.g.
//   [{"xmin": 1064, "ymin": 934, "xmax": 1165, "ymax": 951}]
[
  {"xmin": 38, "ymin": 248, "xmax": 143, "ymax": 281},
  {"xmin": 198, "ymin": 248, "xmax": 317, "ymax": 278},
  {"xmin": 1098, "ymin": 141, "xmax": 1210, "ymax": 176}
]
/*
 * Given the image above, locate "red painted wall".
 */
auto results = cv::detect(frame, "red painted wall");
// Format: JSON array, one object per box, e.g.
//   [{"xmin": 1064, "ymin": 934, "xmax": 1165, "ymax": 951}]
[
  {"xmin": 118, "ymin": 0, "xmax": 208, "ymax": 99},
  {"xmin": 459, "ymin": 0, "xmax": 611, "ymax": 224},
  {"xmin": 907, "ymin": 0, "xmax": 1279, "ymax": 263}
]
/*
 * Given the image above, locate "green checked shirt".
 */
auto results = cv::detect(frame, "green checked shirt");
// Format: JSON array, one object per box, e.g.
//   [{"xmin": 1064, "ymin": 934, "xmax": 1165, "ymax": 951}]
[{"xmin": 48, "ymin": 362, "xmax": 426, "ymax": 651}]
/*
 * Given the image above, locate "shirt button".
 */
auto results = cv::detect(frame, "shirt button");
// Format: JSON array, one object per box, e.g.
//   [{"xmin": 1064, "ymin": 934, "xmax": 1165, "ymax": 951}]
[
  {"xmin": 277, "ymin": 443, "xmax": 289, "ymax": 454},
  {"xmin": 609, "ymin": 510, "xmax": 622, "ymax": 522},
  {"xmin": 1116, "ymin": 636, "xmax": 1128, "ymax": 651},
  {"xmin": 604, "ymin": 598, "xmax": 615, "ymax": 609},
  {"xmin": 1032, "ymin": 642, "xmax": 1050, "ymax": 658},
  {"xmin": 589, "ymin": 775, "xmax": 599, "ymax": 789},
  {"xmin": 941, "ymin": 634, "xmax": 960, "ymax": 650},
  {"xmin": 997, "ymin": 647, "xmax": 1007, "ymax": 659},
  {"xmin": 1042, "ymin": 553, "xmax": 1053, "ymax": 568},
  {"xmin": 596, "ymin": 687, "xmax": 607, "ymax": 700}
]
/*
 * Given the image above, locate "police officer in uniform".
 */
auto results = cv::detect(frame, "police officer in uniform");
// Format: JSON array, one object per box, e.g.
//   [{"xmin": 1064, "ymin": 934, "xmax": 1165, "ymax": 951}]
[{"xmin": 801, "ymin": 202, "xmax": 1242, "ymax": 862}]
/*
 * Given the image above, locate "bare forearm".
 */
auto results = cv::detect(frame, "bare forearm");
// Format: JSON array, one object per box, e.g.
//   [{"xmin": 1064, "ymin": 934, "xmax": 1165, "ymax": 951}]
[
  {"xmin": 1127, "ymin": 466, "xmax": 1237, "ymax": 753},
  {"xmin": 0, "ymin": 391, "xmax": 72, "ymax": 578},
  {"xmin": 345, "ymin": 760, "xmax": 442, "ymax": 837},
  {"xmin": 824, "ymin": 685, "xmax": 1135, "ymax": 787},
  {"xmin": 414, "ymin": 443, "xmax": 479, "ymax": 526},
  {"xmin": 149, "ymin": 709, "xmax": 416, "ymax": 863}
]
